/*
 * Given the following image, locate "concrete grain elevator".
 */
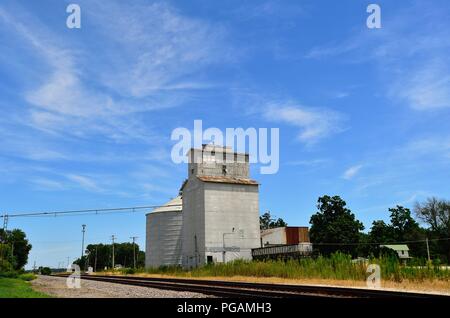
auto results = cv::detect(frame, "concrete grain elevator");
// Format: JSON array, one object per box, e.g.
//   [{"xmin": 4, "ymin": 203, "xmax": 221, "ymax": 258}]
[{"xmin": 145, "ymin": 144, "xmax": 261, "ymax": 268}]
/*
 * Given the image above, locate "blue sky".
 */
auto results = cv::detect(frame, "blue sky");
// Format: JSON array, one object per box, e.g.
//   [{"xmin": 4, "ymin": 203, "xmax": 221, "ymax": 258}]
[{"xmin": 1, "ymin": 0, "xmax": 449, "ymax": 269}]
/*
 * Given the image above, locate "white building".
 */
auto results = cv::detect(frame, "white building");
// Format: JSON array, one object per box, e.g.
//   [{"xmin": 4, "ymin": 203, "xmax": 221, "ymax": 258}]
[
  {"xmin": 181, "ymin": 145, "xmax": 261, "ymax": 268},
  {"xmin": 380, "ymin": 244, "xmax": 411, "ymax": 261},
  {"xmin": 145, "ymin": 145, "xmax": 261, "ymax": 269}
]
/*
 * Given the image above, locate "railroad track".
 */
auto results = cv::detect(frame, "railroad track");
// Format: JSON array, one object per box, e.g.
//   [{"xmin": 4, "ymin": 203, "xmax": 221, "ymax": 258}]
[{"xmin": 54, "ymin": 274, "xmax": 449, "ymax": 299}]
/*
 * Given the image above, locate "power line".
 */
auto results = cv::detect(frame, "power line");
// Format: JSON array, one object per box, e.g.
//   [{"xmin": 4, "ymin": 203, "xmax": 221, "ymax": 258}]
[
  {"xmin": 310, "ymin": 237, "xmax": 450, "ymax": 246},
  {"xmin": 0, "ymin": 204, "xmax": 182, "ymax": 219}
]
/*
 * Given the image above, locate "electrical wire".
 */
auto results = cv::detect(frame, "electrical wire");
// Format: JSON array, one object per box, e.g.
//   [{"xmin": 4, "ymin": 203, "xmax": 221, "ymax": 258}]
[{"xmin": 0, "ymin": 204, "xmax": 182, "ymax": 219}]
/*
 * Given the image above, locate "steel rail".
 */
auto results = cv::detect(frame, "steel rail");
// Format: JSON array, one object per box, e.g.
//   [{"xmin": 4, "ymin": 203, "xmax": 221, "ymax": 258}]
[{"xmin": 54, "ymin": 274, "xmax": 449, "ymax": 299}]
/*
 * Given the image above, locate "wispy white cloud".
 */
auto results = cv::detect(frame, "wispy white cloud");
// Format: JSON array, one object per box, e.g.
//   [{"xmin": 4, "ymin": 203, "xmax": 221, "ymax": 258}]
[
  {"xmin": 232, "ymin": 0, "xmax": 304, "ymax": 21},
  {"xmin": 65, "ymin": 174, "xmax": 101, "ymax": 192},
  {"xmin": 390, "ymin": 59, "xmax": 450, "ymax": 110},
  {"xmin": 84, "ymin": 1, "xmax": 229, "ymax": 98},
  {"xmin": 0, "ymin": 1, "xmax": 229, "ymax": 143},
  {"xmin": 0, "ymin": 0, "xmax": 233, "ymax": 202},
  {"xmin": 305, "ymin": 3, "xmax": 450, "ymax": 111},
  {"xmin": 286, "ymin": 158, "xmax": 331, "ymax": 167},
  {"xmin": 31, "ymin": 178, "xmax": 66, "ymax": 191},
  {"xmin": 342, "ymin": 164, "xmax": 363, "ymax": 180},
  {"xmin": 333, "ymin": 92, "xmax": 350, "ymax": 99},
  {"xmin": 263, "ymin": 101, "xmax": 346, "ymax": 144},
  {"xmin": 402, "ymin": 136, "xmax": 450, "ymax": 159}
]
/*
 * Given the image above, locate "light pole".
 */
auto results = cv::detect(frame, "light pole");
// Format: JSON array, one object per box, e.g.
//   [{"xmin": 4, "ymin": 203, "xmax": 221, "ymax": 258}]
[
  {"xmin": 222, "ymin": 228, "xmax": 235, "ymax": 263},
  {"xmin": 81, "ymin": 224, "xmax": 86, "ymax": 271}
]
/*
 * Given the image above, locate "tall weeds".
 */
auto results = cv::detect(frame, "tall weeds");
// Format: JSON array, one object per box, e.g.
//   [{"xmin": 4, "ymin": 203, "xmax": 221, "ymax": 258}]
[{"xmin": 142, "ymin": 253, "xmax": 450, "ymax": 282}]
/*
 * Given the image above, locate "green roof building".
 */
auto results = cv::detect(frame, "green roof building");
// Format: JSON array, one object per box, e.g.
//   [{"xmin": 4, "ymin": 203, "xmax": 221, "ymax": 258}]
[{"xmin": 380, "ymin": 244, "xmax": 411, "ymax": 260}]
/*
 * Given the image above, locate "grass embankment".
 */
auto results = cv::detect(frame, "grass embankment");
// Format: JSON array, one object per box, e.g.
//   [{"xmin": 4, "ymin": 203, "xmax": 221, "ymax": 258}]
[
  {"xmin": 0, "ymin": 274, "xmax": 50, "ymax": 298},
  {"xmin": 112, "ymin": 253, "xmax": 450, "ymax": 293}
]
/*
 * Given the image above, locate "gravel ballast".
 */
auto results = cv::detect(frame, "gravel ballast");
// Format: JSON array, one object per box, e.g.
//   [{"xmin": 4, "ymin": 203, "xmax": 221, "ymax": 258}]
[{"xmin": 31, "ymin": 275, "xmax": 212, "ymax": 298}]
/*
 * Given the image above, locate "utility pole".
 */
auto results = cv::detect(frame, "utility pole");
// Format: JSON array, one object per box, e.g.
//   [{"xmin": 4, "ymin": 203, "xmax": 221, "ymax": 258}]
[
  {"xmin": 81, "ymin": 224, "xmax": 87, "ymax": 271},
  {"xmin": 1, "ymin": 215, "xmax": 8, "ymax": 262},
  {"xmin": 111, "ymin": 235, "xmax": 115, "ymax": 270},
  {"xmin": 94, "ymin": 247, "xmax": 98, "ymax": 272},
  {"xmin": 81, "ymin": 224, "xmax": 86, "ymax": 259},
  {"xmin": 2, "ymin": 214, "xmax": 8, "ymax": 234},
  {"xmin": 130, "ymin": 236, "xmax": 138, "ymax": 269},
  {"xmin": 67, "ymin": 256, "xmax": 70, "ymax": 268},
  {"xmin": 426, "ymin": 237, "xmax": 431, "ymax": 262},
  {"xmin": 33, "ymin": 261, "xmax": 36, "ymax": 273}
]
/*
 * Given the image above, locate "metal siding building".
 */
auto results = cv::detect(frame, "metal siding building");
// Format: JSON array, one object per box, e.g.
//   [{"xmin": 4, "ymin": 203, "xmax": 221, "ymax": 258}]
[
  {"xmin": 145, "ymin": 196, "xmax": 183, "ymax": 268},
  {"xmin": 261, "ymin": 226, "xmax": 310, "ymax": 247}
]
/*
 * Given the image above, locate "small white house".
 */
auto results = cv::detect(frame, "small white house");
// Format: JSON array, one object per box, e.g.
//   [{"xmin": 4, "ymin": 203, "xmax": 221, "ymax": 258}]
[{"xmin": 380, "ymin": 244, "xmax": 411, "ymax": 261}]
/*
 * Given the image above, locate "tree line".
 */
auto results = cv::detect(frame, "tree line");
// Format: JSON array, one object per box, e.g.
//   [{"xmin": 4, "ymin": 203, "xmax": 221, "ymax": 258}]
[
  {"xmin": 74, "ymin": 242, "xmax": 145, "ymax": 271},
  {"xmin": 309, "ymin": 195, "xmax": 450, "ymax": 263}
]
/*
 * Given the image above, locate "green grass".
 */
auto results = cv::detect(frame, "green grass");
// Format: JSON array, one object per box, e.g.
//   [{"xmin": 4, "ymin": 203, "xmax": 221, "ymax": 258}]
[
  {"xmin": 139, "ymin": 253, "xmax": 450, "ymax": 283},
  {"xmin": 0, "ymin": 277, "xmax": 50, "ymax": 298}
]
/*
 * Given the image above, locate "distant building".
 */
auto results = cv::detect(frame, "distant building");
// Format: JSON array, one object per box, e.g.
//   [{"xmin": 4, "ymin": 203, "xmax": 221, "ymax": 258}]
[
  {"xmin": 380, "ymin": 244, "xmax": 411, "ymax": 262},
  {"xmin": 260, "ymin": 226, "xmax": 310, "ymax": 247},
  {"xmin": 252, "ymin": 226, "xmax": 313, "ymax": 260}
]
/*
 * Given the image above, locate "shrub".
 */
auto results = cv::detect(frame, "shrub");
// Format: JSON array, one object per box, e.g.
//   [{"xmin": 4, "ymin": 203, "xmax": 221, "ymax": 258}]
[
  {"xmin": 0, "ymin": 259, "xmax": 13, "ymax": 273},
  {"xmin": 40, "ymin": 267, "xmax": 52, "ymax": 275},
  {"xmin": 0, "ymin": 271, "xmax": 18, "ymax": 278},
  {"xmin": 18, "ymin": 273, "xmax": 36, "ymax": 281},
  {"xmin": 122, "ymin": 268, "xmax": 136, "ymax": 275}
]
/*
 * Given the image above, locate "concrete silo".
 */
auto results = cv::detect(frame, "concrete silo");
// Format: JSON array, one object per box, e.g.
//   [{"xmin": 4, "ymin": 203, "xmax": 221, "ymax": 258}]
[
  {"xmin": 145, "ymin": 196, "xmax": 182, "ymax": 268},
  {"xmin": 181, "ymin": 145, "xmax": 261, "ymax": 268}
]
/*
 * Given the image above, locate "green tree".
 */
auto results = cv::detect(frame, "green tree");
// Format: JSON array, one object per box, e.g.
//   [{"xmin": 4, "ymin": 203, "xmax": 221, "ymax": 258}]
[
  {"xmin": 415, "ymin": 197, "xmax": 450, "ymax": 262},
  {"xmin": 0, "ymin": 228, "xmax": 32, "ymax": 271},
  {"xmin": 389, "ymin": 205, "xmax": 426, "ymax": 258},
  {"xmin": 259, "ymin": 211, "xmax": 288, "ymax": 230},
  {"xmin": 9, "ymin": 229, "xmax": 32, "ymax": 270},
  {"xmin": 367, "ymin": 220, "xmax": 395, "ymax": 256},
  {"xmin": 369, "ymin": 220, "xmax": 395, "ymax": 242},
  {"xmin": 367, "ymin": 206, "xmax": 426, "ymax": 259},
  {"xmin": 0, "ymin": 243, "xmax": 13, "ymax": 272},
  {"xmin": 389, "ymin": 206, "xmax": 420, "ymax": 240},
  {"xmin": 309, "ymin": 195, "xmax": 364, "ymax": 256}
]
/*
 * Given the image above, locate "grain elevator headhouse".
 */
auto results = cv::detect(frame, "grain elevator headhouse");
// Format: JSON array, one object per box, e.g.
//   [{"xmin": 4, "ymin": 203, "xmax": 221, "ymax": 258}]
[{"xmin": 181, "ymin": 144, "xmax": 260, "ymax": 268}]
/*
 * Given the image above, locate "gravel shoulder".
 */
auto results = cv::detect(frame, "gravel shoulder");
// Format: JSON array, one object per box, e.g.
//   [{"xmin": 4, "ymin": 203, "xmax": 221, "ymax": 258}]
[{"xmin": 31, "ymin": 275, "xmax": 211, "ymax": 298}]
